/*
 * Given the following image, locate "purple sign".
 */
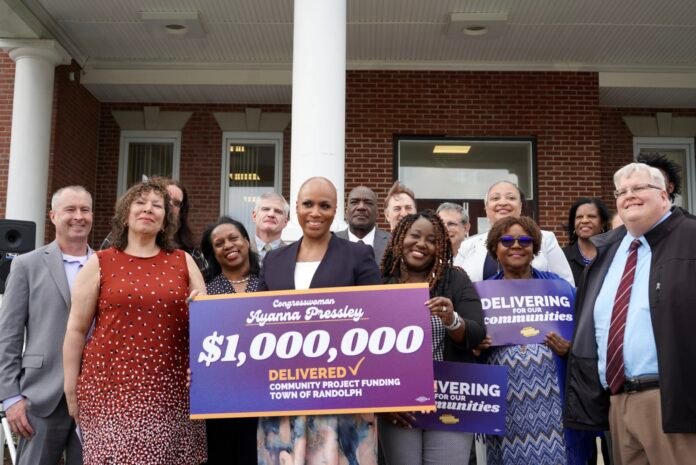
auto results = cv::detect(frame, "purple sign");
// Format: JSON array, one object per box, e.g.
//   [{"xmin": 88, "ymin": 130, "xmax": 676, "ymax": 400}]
[
  {"xmin": 189, "ymin": 283, "xmax": 435, "ymax": 419},
  {"xmin": 473, "ymin": 279, "xmax": 575, "ymax": 346},
  {"xmin": 413, "ymin": 361, "xmax": 507, "ymax": 435}
]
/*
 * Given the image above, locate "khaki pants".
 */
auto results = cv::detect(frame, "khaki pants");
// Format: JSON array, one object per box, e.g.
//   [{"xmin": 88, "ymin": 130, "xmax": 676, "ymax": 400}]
[{"xmin": 609, "ymin": 389, "xmax": 696, "ymax": 465}]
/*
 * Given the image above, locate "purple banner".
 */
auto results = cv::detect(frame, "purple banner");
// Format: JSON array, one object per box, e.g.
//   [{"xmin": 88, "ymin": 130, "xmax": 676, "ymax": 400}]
[
  {"xmin": 189, "ymin": 284, "xmax": 435, "ymax": 419},
  {"xmin": 413, "ymin": 361, "xmax": 507, "ymax": 435},
  {"xmin": 473, "ymin": 279, "xmax": 575, "ymax": 346}
]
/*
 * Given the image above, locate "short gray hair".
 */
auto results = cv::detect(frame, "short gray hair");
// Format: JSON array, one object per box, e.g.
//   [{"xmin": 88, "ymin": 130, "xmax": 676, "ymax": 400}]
[
  {"xmin": 51, "ymin": 185, "xmax": 92, "ymax": 210},
  {"xmin": 254, "ymin": 191, "xmax": 290, "ymax": 218},
  {"xmin": 613, "ymin": 163, "xmax": 666, "ymax": 190},
  {"xmin": 436, "ymin": 202, "xmax": 469, "ymax": 224}
]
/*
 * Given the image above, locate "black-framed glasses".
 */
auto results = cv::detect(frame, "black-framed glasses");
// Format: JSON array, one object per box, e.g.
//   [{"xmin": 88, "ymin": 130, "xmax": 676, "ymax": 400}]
[
  {"xmin": 613, "ymin": 183, "xmax": 663, "ymax": 199},
  {"xmin": 498, "ymin": 235, "xmax": 533, "ymax": 248}
]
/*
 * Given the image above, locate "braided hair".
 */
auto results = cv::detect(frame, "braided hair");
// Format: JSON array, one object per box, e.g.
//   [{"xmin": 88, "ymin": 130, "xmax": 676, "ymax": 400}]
[{"xmin": 381, "ymin": 210, "xmax": 454, "ymax": 298}]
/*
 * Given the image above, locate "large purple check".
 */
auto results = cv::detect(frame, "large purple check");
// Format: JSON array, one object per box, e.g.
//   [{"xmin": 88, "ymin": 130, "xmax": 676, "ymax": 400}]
[
  {"xmin": 473, "ymin": 279, "xmax": 576, "ymax": 346},
  {"xmin": 189, "ymin": 283, "xmax": 436, "ymax": 419}
]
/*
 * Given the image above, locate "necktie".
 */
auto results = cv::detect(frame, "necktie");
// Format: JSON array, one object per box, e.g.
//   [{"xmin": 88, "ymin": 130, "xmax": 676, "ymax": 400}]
[
  {"xmin": 605, "ymin": 239, "xmax": 642, "ymax": 394},
  {"xmin": 263, "ymin": 243, "xmax": 273, "ymax": 253},
  {"xmin": 357, "ymin": 239, "xmax": 365, "ymax": 244}
]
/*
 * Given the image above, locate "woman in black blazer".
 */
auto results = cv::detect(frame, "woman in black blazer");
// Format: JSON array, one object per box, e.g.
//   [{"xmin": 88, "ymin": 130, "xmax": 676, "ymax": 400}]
[
  {"xmin": 562, "ymin": 198, "xmax": 611, "ymax": 287},
  {"xmin": 257, "ymin": 177, "xmax": 381, "ymax": 465}
]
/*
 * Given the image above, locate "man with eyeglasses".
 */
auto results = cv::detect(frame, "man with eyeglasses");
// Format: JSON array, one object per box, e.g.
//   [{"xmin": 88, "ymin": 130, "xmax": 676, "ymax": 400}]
[
  {"xmin": 565, "ymin": 162, "xmax": 696, "ymax": 464},
  {"xmin": 436, "ymin": 202, "xmax": 470, "ymax": 256}
]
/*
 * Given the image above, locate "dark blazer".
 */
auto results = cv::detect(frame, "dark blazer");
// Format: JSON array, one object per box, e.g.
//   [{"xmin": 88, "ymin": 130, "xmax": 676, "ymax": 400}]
[
  {"xmin": 335, "ymin": 227, "xmax": 390, "ymax": 265},
  {"xmin": 562, "ymin": 242, "xmax": 587, "ymax": 288},
  {"xmin": 259, "ymin": 233, "xmax": 381, "ymax": 290}
]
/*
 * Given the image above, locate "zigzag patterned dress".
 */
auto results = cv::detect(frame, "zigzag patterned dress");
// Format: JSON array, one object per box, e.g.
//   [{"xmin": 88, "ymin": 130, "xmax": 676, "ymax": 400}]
[{"xmin": 485, "ymin": 269, "xmax": 584, "ymax": 465}]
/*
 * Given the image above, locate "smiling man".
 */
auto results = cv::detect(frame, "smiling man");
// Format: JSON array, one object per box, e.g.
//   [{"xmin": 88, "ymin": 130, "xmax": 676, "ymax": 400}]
[
  {"xmin": 251, "ymin": 191, "xmax": 290, "ymax": 260},
  {"xmin": 336, "ymin": 186, "xmax": 390, "ymax": 264},
  {"xmin": 0, "ymin": 186, "xmax": 93, "ymax": 465},
  {"xmin": 565, "ymin": 162, "xmax": 696, "ymax": 464}
]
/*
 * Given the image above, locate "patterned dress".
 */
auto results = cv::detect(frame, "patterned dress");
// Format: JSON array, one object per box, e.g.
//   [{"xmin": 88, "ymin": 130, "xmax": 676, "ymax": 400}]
[
  {"xmin": 485, "ymin": 269, "xmax": 585, "ymax": 465},
  {"xmin": 76, "ymin": 248, "xmax": 206, "ymax": 465}
]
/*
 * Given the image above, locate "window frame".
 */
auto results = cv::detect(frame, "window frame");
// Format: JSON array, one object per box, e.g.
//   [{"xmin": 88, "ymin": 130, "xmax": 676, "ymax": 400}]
[
  {"xmin": 633, "ymin": 136, "xmax": 696, "ymax": 212},
  {"xmin": 393, "ymin": 135, "xmax": 538, "ymax": 230},
  {"xmin": 219, "ymin": 131, "xmax": 284, "ymax": 217},
  {"xmin": 117, "ymin": 130, "xmax": 181, "ymax": 196}
]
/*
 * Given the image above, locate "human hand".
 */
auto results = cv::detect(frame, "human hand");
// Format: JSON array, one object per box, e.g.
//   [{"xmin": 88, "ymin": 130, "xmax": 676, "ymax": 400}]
[
  {"xmin": 6, "ymin": 398, "xmax": 35, "ymax": 439},
  {"xmin": 545, "ymin": 332, "xmax": 570, "ymax": 357},
  {"xmin": 383, "ymin": 411, "xmax": 416, "ymax": 429},
  {"xmin": 473, "ymin": 336, "xmax": 492, "ymax": 357},
  {"xmin": 425, "ymin": 296, "xmax": 456, "ymax": 327},
  {"xmin": 186, "ymin": 289, "xmax": 201, "ymax": 304}
]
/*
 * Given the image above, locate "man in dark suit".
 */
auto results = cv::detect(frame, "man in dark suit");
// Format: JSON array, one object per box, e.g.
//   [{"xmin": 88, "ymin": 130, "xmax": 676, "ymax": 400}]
[
  {"xmin": 0, "ymin": 186, "xmax": 92, "ymax": 465},
  {"xmin": 565, "ymin": 163, "xmax": 696, "ymax": 464},
  {"xmin": 250, "ymin": 191, "xmax": 290, "ymax": 261},
  {"xmin": 336, "ymin": 186, "xmax": 390, "ymax": 265}
]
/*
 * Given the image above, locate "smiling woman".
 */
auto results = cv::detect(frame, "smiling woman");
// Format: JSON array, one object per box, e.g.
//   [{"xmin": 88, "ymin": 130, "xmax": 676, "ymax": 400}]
[
  {"xmin": 256, "ymin": 177, "xmax": 382, "ymax": 465},
  {"xmin": 379, "ymin": 210, "xmax": 485, "ymax": 465},
  {"xmin": 63, "ymin": 178, "xmax": 207, "ymax": 464}
]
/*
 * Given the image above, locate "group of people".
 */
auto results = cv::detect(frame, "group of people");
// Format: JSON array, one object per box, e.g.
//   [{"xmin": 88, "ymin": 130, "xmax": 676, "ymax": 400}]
[{"xmin": 0, "ymin": 151, "xmax": 694, "ymax": 465}]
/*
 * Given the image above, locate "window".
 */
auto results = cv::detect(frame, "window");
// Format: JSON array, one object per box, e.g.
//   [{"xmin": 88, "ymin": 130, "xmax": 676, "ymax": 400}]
[
  {"xmin": 634, "ymin": 137, "xmax": 695, "ymax": 212},
  {"xmin": 221, "ymin": 132, "xmax": 283, "ymax": 234},
  {"xmin": 118, "ymin": 131, "xmax": 181, "ymax": 195},
  {"xmin": 396, "ymin": 137, "xmax": 536, "ymax": 235}
]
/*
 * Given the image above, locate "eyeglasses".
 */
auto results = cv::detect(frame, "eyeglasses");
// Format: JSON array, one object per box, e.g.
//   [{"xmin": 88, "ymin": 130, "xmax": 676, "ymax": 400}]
[
  {"xmin": 170, "ymin": 199, "xmax": 183, "ymax": 208},
  {"xmin": 498, "ymin": 235, "xmax": 533, "ymax": 248},
  {"xmin": 613, "ymin": 183, "xmax": 663, "ymax": 199}
]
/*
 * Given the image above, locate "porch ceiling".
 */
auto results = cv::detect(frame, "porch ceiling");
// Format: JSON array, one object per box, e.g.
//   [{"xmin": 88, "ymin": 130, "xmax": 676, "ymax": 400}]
[{"xmin": 3, "ymin": 0, "xmax": 696, "ymax": 106}]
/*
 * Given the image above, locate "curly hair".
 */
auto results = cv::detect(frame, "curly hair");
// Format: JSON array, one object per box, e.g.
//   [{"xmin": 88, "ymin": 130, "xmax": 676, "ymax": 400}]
[
  {"xmin": 108, "ymin": 178, "xmax": 177, "ymax": 252},
  {"xmin": 635, "ymin": 153, "xmax": 681, "ymax": 201},
  {"xmin": 381, "ymin": 210, "xmax": 453, "ymax": 297},
  {"xmin": 485, "ymin": 216, "xmax": 542, "ymax": 259},
  {"xmin": 566, "ymin": 197, "xmax": 611, "ymax": 244},
  {"xmin": 200, "ymin": 216, "xmax": 261, "ymax": 283}
]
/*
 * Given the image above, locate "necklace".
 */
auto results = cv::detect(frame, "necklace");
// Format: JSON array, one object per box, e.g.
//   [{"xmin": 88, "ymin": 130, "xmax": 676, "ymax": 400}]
[{"xmin": 228, "ymin": 276, "xmax": 250, "ymax": 284}]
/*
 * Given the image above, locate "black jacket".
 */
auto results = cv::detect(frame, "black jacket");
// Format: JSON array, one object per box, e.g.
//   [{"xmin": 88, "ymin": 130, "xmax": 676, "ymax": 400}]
[
  {"xmin": 564, "ymin": 208, "xmax": 696, "ymax": 433},
  {"xmin": 562, "ymin": 242, "xmax": 587, "ymax": 289}
]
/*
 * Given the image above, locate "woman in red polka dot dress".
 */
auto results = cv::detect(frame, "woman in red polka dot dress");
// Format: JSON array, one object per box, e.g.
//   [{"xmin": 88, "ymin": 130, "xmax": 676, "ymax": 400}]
[{"xmin": 63, "ymin": 179, "xmax": 207, "ymax": 464}]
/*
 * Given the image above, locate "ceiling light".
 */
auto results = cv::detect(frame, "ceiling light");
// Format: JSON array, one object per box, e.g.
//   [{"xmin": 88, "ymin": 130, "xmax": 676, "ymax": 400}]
[
  {"xmin": 433, "ymin": 145, "xmax": 471, "ymax": 154},
  {"xmin": 447, "ymin": 12, "xmax": 508, "ymax": 39},
  {"xmin": 141, "ymin": 11, "xmax": 205, "ymax": 39},
  {"xmin": 230, "ymin": 173, "xmax": 261, "ymax": 181}
]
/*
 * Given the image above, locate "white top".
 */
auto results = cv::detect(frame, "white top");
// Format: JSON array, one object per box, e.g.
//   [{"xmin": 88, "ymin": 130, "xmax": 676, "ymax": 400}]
[
  {"xmin": 454, "ymin": 229, "xmax": 574, "ymax": 285},
  {"xmin": 294, "ymin": 261, "xmax": 321, "ymax": 290},
  {"xmin": 347, "ymin": 227, "xmax": 376, "ymax": 247}
]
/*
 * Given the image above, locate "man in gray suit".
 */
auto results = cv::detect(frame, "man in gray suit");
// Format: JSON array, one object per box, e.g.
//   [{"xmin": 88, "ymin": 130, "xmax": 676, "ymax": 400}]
[
  {"xmin": 336, "ymin": 186, "xmax": 390, "ymax": 264},
  {"xmin": 250, "ymin": 191, "xmax": 290, "ymax": 261},
  {"xmin": 0, "ymin": 186, "xmax": 92, "ymax": 465}
]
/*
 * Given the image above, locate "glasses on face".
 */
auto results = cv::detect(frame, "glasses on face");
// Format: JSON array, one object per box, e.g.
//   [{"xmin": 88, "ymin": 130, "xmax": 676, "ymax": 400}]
[
  {"xmin": 613, "ymin": 183, "xmax": 663, "ymax": 199},
  {"xmin": 498, "ymin": 235, "xmax": 533, "ymax": 248},
  {"xmin": 170, "ymin": 199, "xmax": 183, "ymax": 208}
]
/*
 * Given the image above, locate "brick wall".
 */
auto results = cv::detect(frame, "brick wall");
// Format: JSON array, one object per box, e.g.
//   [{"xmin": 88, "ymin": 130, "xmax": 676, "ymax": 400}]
[
  {"xmin": 44, "ymin": 62, "xmax": 101, "ymax": 243},
  {"xmin": 0, "ymin": 52, "xmax": 15, "ymax": 218},
  {"xmin": 94, "ymin": 103, "xmax": 292, "ymax": 244},
  {"xmin": 346, "ymin": 71, "xmax": 602, "ymax": 238}
]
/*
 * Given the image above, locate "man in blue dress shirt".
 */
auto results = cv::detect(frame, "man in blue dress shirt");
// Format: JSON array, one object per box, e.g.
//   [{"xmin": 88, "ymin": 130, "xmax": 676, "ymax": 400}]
[{"xmin": 565, "ymin": 162, "xmax": 696, "ymax": 465}]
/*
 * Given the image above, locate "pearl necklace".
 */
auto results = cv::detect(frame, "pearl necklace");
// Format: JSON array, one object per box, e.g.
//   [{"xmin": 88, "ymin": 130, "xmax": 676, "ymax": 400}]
[{"xmin": 228, "ymin": 276, "xmax": 250, "ymax": 284}]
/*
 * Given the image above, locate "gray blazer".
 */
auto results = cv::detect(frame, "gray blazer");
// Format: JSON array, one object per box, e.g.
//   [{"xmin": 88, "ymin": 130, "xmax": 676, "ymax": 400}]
[
  {"xmin": 0, "ymin": 240, "xmax": 73, "ymax": 417},
  {"xmin": 335, "ymin": 227, "xmax": 390, "ymax": 265}
]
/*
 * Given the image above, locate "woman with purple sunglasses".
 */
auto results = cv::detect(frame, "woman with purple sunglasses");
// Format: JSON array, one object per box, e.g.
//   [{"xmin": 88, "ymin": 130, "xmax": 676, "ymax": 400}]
[{"xmin": 478, "ymin": 216, "xmax": 588, "ymax": 465}]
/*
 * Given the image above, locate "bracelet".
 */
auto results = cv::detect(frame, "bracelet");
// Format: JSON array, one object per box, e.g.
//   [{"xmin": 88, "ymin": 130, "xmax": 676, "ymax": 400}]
[{"xmin": 444, "ymin": 312, "xmax": 462, "ymax": 331}]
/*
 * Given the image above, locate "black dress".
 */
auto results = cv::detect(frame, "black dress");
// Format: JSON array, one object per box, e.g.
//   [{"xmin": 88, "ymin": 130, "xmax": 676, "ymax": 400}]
[{"xmin": 205, "ymin": 273, "xmax": 260, "ymax": 465}]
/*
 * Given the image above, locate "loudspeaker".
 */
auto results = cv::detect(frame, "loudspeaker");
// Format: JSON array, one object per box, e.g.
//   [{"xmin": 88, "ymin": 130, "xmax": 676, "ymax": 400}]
[{"xmin": 0, "ymin": 220, "xmax": 36, "ymax": 294}]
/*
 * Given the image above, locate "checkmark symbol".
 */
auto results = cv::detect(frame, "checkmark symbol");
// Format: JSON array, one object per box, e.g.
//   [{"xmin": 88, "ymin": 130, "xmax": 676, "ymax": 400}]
[{"xmin": 348, "ymin": 356, "xmax": 366, "ymax": 376}]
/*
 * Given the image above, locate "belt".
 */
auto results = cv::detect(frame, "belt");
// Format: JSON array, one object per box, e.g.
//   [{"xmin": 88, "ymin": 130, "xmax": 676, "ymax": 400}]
[{"xmin": 619, "ymin": 375, "xmax": 659, "ymax": 394}]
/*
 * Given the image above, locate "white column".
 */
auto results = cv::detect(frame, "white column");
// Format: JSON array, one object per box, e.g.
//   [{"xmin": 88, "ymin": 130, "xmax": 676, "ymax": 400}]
[
  {"xmin": 0, "ymin": 40, "xmax": 70, "ymax": 247},
  {"xmin": 283, "ymin": 0, "xmax": 347, "ymax": 241}
]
